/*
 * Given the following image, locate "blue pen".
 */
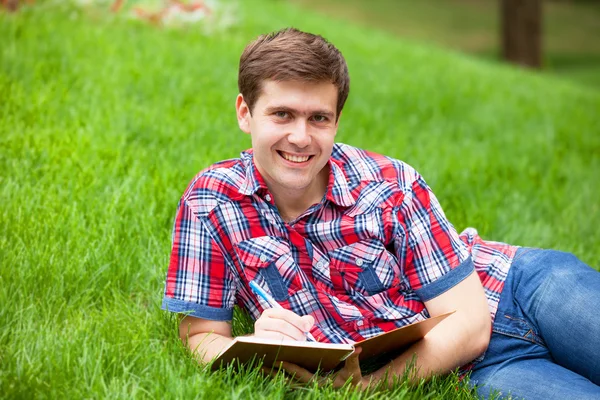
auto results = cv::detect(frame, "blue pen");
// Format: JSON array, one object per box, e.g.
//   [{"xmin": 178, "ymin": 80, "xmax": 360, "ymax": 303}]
[{"xmin": 249, "ymin": 280, "xmax": 317, "ymax": 342}]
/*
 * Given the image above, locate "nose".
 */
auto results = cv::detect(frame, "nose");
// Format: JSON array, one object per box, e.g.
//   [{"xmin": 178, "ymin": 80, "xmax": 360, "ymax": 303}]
[{"xmin": 287, "ymin": 120, "xmax": 311, "ymax": 148}]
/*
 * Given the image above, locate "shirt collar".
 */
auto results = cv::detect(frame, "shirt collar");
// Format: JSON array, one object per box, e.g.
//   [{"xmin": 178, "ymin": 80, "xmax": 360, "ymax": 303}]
[
  {"xmin": 325, "ymin": 158, "xmax": 356, "ymax": 207},
  {"xmin": 239, "ymin": 149, "xmax": 268, "ymax": 196},
  {"xmin": 238, "ymin": 149, "xmax": 356, "ymax": 207}
]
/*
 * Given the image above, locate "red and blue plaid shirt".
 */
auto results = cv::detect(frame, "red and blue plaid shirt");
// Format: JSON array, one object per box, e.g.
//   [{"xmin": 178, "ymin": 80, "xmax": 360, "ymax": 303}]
[{"xmin": 163, "ymin": 143, "xmax": 517, "ymax": 366}]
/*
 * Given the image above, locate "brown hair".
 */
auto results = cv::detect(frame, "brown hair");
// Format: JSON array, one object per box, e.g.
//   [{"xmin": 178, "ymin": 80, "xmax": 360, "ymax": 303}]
[{"xmin": 238, "ymin": 28, "xmax": 350, "ymax": 120}]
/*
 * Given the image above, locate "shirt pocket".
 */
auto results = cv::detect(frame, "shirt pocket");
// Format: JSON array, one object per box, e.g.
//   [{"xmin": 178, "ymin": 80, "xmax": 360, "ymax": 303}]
[
  {"xmin": 234, "ymin": 236, "xmax": 300, "ymax": 302},
  {"xmin": 328, "ymin": 238, "xmax": 401, "ymax": 296}
]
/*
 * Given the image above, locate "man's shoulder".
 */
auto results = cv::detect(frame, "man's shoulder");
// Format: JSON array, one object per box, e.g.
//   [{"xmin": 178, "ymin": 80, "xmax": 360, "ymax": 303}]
[
  {"xmin": 180, "ymin": 156, "xmax": 246, "ymax": 215},
  {"xmin": 332, "ymin": 143, "xmax": 420, "ymax": 188}
]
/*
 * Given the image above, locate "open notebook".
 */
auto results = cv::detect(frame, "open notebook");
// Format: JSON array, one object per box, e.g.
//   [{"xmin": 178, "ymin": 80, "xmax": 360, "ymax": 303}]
[{"xmin": 212, "ymin": 312, "xmax": 453, "ymax": 372}]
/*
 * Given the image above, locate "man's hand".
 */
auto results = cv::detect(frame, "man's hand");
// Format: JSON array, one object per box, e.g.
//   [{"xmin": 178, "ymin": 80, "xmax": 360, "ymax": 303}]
[
  {"xmin": 276, "ymin": 347, "xmax": 370, "ymax": 390},
  {"xmin": 254, "ymin": 308, "xmax": 315, "ymax": 341}
]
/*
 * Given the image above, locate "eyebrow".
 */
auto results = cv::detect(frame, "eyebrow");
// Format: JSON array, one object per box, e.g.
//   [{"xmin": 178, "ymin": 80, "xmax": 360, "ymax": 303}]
[{"xmin": 264, "ymin": 106, "xmax": 335, "ymax": 118}]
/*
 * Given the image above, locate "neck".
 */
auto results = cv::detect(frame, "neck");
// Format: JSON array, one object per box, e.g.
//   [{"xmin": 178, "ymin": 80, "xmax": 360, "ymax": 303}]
[
  {"xmin": 275, "ymin": 196, "xmax": 318, "ymax": 223},
  {"xmin": 271, "ymin": 167, "xmax": 329, "ymax": 223}
]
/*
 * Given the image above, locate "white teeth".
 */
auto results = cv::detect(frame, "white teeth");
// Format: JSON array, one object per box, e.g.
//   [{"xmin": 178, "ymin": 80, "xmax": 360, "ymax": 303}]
[{"xmin": 280, "ymin": 152, "xmax": 310, "ymax": 163}]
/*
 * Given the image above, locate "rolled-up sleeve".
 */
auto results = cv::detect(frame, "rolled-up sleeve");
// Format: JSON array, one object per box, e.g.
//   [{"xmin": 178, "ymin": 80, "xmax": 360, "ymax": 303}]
[
  {"xmin": 397, "ymin": 176, "xmax": 473, "ymax": 302},
  {"xmin": 162, "ymin": 198, "xmax": 235, "ymax": 321}
]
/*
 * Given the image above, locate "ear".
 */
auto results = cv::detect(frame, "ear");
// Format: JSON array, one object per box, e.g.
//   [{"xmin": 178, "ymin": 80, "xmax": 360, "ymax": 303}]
[{"xmin": 236, "ymin": 94, "xmax": 251, "ymax": 134}]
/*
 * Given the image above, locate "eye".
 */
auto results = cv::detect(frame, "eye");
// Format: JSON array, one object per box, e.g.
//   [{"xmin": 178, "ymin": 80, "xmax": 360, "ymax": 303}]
[
  {"xmin": 274, "ymin": 111, "xmax": 289, "ymax": 119},
  {"xmin": 312, "ymin": 115, "xmax": 328, "ymax": 123}
]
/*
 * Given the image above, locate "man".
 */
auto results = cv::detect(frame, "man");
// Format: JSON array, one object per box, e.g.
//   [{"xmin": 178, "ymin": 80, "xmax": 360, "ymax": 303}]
[{"xmin": 162, "ymin": 28, "xmax": 600, "ymax": 398}]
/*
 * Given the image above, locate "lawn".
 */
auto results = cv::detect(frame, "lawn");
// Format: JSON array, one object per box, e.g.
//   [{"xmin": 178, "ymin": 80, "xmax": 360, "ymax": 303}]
[{"xmin": 1, "ymin": 0, "xmax": 599, "ymax": 398}]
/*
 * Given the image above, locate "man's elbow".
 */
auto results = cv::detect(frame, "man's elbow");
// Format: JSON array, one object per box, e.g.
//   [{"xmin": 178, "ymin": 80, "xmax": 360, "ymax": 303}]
[
  {"xmin": 178, "ymin": 315, "xmax": 232, "ymax": 344},
  {"xmin": 471, "ymin": 311, "xmax": 492, "ymax": 357},
  {"xmin": 455, "ymin": 302, "xmax": 492, "ymax": 360}
]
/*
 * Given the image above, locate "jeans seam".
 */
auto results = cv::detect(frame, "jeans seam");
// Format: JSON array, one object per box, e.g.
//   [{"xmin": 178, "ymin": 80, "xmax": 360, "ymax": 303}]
[{"xmin": 531, "ymin": 270, "xmax": 553, "ymax": 327}]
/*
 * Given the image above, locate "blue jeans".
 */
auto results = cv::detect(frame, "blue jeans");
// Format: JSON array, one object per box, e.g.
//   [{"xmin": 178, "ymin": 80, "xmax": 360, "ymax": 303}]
[{"xmin": 469, "ymin": 248, "xmax": 600, "ymax": 399}]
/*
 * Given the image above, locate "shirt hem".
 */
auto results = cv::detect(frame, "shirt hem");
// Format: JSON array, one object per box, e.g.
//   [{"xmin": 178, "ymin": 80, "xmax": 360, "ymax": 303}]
[
  {"xmin": 415, "ymin": 256, "xmax": 475, "ymax": 302},
  {"xmin": 161, "ymin": 297, "xmax": 233, "ymax": 321}
]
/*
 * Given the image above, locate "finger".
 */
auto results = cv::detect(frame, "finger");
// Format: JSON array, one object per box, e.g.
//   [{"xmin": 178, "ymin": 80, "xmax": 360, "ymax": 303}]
[
  {"xmin": 256, "ymin": 312, "xmax": 310, "ymax": 341},
  {"xmin": 253, "ymin": 329, "xmax": 302, "ymax": 342},
  {"xmin": 338, "ymin": 347, "xmax": 362, "ymax": 387},
  {"xmin": 260, "ymin": 366, "xmax": 278, "ymax": 378},
  {"xmin": 263, "ymin": 309, "xmax": 314, "ymax": 333},
  {"xmin": 255, "ymin": 318, "xmax": 306, "ymax": 341},
  {"xmin": 301, "ymin": 314, "xmax": 315, "ymax": 330},
  {"xmin": 261, "ymin": 364, "xmax": 288, "ymax": 378},
  {"xmin": 345, "ymin": 346, "xmax": 362, "ymax": 371},
  {"xmin": 262, "ymin": 308, "xmax": 314, "ymax": 333}
]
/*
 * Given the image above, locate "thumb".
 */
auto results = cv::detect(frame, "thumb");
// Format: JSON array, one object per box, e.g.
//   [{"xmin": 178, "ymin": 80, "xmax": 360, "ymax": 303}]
[
  {"xmin": 345, "ymin": 346, "xmax": 362, "ymax": 369},
  {"xmin": 301, "ymin": 315, "xmax": 315, "ymax": 330}
]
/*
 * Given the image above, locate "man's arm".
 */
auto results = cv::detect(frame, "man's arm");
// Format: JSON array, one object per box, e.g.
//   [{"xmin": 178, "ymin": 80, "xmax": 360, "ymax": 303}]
[
  {"xmin": 277, "ymin": 269, "xmax": 491, "ymax": 389},
  {"xmin": 366, "ymin": 174, "xmax": 491, "ymax": 384},
  {"xmin": 179, "ymin": 316, "xmax": 234, "ymax": 363},
  {"xmin": 180, "ymin": 309, "xmax": 316, "ymax": 364},
  {"xmin": 367, "ymin": 269, "xmax": 491, "ymax": 387}
]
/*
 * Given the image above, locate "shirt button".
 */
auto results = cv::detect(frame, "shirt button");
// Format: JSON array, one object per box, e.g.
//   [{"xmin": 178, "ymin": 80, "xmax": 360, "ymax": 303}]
[
  {"xmin": 317, "ymin": 261, "xmax": 324, "ymax": 268},
  {"xmin": 265, "ymin": 194, "xmax": 272, "ymax": 202},
  {"xmin": 355, "ymin": 258, "xmax": 364, "ymax": 267},
  {"xmin": 259, "ymin": 254, "xmax": 267, "ymax": 262},
  {"xmin": 356, "ymin": 320, "xmax": 364, "ymax": 327}
]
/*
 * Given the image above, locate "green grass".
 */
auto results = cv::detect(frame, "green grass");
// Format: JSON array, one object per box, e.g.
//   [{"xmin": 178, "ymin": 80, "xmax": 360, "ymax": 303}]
[
  {"xmin": 292, "ymin": 0, "xmax": 600, "ymax": 89},
  {"xmin": 1, "ymin": 0, "xmax": 599, "ymax": 398}
]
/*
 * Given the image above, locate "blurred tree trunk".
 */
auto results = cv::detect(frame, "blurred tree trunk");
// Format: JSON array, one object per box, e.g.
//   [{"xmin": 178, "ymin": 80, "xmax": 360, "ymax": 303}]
[
  {"xmin": 1, "ymin": 0, "xmax": 34, "ymax": 12},
  {"xmin": 2, "ymin": 0, "xmax": 20, "ymax": 12},
  {"xmin": 501, "ymin": 0, "xmax": 543, "ymax": 69}
]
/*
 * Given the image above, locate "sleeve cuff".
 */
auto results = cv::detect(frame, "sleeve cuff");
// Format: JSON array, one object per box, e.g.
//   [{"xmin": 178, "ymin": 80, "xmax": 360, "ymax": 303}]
[
  {"xmin": 161, "ymin": 297, "xmax": 233, "ymax": 321},
  {"xmin": 415, "ymin": 256, "xmax": 475, "ymax": 302}
]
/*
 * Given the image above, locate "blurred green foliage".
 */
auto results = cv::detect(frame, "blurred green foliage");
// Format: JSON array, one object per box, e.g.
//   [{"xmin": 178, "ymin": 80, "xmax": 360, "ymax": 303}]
[{"xmin": 293, "ymin": 0, "xmax": 600, "ymax": 88}]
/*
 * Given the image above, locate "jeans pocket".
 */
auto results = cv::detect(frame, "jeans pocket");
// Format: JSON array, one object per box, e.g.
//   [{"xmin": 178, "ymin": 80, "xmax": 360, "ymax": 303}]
[{"xmin": 493, "ymin": 313, "xmax": 545, "ymax": 347}]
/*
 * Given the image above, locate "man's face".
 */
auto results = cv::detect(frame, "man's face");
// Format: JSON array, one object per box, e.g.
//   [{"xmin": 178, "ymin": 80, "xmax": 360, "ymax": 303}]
[{"xmin": 236, "ymin": 79, "xmax": 339, "ymax": 201}]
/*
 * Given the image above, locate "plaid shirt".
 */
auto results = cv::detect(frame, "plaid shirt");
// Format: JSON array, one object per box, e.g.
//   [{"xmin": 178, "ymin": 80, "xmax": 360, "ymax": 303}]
[{"xmin": 162, "ymin": 143, "xmax": 517, "ymax": 367}]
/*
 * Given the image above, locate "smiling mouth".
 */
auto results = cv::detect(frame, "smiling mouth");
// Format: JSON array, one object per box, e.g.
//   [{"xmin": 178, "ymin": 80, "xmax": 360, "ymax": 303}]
[{"xmin": 277, "ymin": 151, "xmax": 313, "ymax": 163}]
